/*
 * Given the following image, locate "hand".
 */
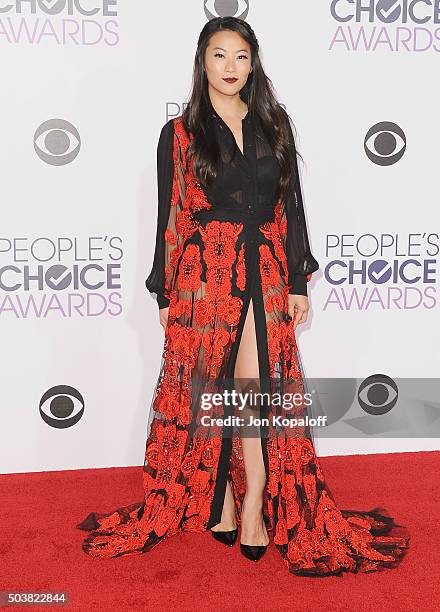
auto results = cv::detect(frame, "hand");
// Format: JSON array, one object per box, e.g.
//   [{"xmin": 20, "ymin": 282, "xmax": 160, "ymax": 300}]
[
  {"xmin": 159, "ymin": 306, "xmax": 169, "ymax": 330},
  {"xmin": 288, "ymin": 294, "xmax": 309, "ymax": 330}
]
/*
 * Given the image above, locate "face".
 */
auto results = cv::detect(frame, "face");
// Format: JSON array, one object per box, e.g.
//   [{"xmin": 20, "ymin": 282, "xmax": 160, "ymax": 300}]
[{"xmin": 204, "ymin": 29, "xmax": 252, "ymax": 98}]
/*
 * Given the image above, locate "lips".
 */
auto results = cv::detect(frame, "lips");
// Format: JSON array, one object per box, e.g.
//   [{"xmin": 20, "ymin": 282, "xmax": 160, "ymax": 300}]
[{"xmin": 223, "ymin": 77, "xmax": 238, "ymax": 83}]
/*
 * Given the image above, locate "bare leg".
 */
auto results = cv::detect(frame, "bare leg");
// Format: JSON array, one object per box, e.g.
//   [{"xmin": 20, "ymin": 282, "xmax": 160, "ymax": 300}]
[
  {"xmin": 210, "ymin": 479, "xmax": 237, "ymax": 532},
  {"xmin": 234, "ymin": 299, "xmax": 269, "ymax": 547}
]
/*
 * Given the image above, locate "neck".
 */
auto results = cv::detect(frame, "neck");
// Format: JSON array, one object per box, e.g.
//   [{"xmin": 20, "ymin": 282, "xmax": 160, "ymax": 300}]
[{"xmin": 208, "ymin": 88, "xmax": 248, "ymax": 119}]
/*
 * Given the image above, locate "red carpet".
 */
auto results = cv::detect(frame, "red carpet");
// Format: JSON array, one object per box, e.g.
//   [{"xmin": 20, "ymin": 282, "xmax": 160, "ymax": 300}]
[{"xmin": 1, "ymin": 450, "xmax": 438, "ymax": 611}]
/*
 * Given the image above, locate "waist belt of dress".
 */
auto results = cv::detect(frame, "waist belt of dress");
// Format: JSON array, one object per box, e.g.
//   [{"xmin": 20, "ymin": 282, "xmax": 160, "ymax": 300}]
[{"xmin": 193, "ymin": 207, "xmax": 275, "ymax": 226}]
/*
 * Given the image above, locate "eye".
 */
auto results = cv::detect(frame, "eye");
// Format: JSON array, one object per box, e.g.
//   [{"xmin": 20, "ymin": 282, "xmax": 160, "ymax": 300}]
[
  {"xmin": 34, "ymin": 118, "xmax": 81, "ymax": 166},
  {"xmin": 39, "ymin": 384, "xmax": 85, "ymax": 428},
  {"xmin": 358, "ymin": 374, "xmax": 398, "ymax": 416},
  {"xmin": 213, "ymin": 52, "xmax": 249, "ymax": 61},
  {"xmin": 204, "ymin": 0, "xmax": 249, "ymax": 20},
  {"xmin": 364, "ymin": 121, "xmax": 406, "ymax": 166}
]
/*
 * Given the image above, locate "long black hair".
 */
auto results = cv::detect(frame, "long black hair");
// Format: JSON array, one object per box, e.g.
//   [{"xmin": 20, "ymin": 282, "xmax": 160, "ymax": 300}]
[{"xmin": 182, "ymin": 16, "xmax": 301, "ymax": 203}]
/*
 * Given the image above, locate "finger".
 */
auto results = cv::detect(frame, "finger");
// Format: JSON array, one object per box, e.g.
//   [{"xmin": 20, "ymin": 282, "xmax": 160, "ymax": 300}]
[
  {"xmin": 294, "ymin": 309, "xmax": 308, "ymax": 328},
  {"xmin": 298, "ymin": 310, "xmax": 308, "ymax": 325},
  {"xmin": 292, "ymin": 308, "xmax": 301, "ymax": 329},
  {"xmin": 290, "ymin": 304, "xmax": 299, "ymax": 320}
]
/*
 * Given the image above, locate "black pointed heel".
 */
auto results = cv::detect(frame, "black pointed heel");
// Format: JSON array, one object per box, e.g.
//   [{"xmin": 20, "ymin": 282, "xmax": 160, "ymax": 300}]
[
  {"xmin": 240, "ymin": 543, "xmax": 268, "ymax": 561},
  {"xmin": 211, "ymin": 528, "xmax": 238, "ymax": 547}
]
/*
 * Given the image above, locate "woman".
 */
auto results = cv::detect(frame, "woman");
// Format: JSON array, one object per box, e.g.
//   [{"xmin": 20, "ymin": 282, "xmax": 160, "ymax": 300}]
[{"xmin": 77, "ymin": 16, "xmax": 410, "ymax": 576}]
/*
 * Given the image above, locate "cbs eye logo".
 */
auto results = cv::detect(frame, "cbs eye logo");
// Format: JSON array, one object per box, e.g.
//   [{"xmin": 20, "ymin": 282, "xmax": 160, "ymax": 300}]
[
  {"xmin": 358, "ymin": 374, "xmax": 398, "ymax": 416},
  {"xmin": 376, "ymin": 0, "xmax": 401, "ymax": 23},
  {"xmin": 34, "ymin": 118, "xmax": 81, "ymax": 166},
  {"xmin": 364, "ymin": 121, "xmax": 406, "ymax": 166},
  {"xmin": 204, "ymin": 0, "xmax": 249, "ymax": 20},
  {"xmin": 39, "ymin": 385, "xmax": 85, "ymax": 429}
]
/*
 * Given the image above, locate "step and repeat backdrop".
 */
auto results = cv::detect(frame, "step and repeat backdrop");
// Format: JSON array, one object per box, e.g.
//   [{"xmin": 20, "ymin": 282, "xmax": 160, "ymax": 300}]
[{"xmin": 1, "ymin": 1, "xmax": 438, "ymax": 473}]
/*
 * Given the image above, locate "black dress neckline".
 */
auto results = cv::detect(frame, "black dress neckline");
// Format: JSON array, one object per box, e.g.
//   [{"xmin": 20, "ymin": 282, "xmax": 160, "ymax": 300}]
[{"xmin": 211, "ymin": 106, "xmax": 250, "ymax": 159}]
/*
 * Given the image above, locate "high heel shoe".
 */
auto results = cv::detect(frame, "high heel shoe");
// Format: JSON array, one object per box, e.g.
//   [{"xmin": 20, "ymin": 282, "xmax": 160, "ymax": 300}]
[
  {"xmin": 239, "ymin": 500, "xmax": 269, "ymax": 561},
  {"xmin": 211, "ymin": 528, "xmax": 238, "ymax": 547},
  {"xmin": 239, "ymin": 543, "xmax": 267, "ymax": 561}
]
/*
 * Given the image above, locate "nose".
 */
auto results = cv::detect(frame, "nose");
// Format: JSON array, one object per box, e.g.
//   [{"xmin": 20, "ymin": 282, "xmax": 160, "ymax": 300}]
[{"xmin": 225, "ymin": 58, "xmax": 236, "ymax": 72}]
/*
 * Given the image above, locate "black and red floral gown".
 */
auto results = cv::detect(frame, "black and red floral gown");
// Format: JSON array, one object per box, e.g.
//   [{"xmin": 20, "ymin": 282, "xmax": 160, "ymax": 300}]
[{"xmin": 77, "ymin": 107, "xmax": 410, "ymax": 576}]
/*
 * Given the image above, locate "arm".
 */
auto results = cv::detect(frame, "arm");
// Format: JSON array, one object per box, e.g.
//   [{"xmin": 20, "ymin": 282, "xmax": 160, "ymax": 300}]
[
  {"xmin": 145, "ymin": 119, "xmax": 183, "ymax": 309},
  {"xmin": 280, "ymin": 108, "xmax": 319, "ymax": 297}
]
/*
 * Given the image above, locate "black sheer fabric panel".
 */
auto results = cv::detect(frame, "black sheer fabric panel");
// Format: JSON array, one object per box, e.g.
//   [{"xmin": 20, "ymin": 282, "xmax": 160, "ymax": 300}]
[
  {"xmin": 281, "ymin": 108, "xmax": 320, "ymax": 294},
  {"xmin": 145, "ymin": 119, "xmax": 175, "ymax": 309}
]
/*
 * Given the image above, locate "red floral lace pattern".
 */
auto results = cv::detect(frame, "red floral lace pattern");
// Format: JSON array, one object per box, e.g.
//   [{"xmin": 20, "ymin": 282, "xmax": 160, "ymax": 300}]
[
  {"xmin": 266, "ymin": 435, "xmax": 409, "ymax": 575},
  {"xmin": 77, "ymin": 420, "xmax": 223, "ymax": 557},
  {"xmin": 77, "ymin": 117, "xmax": 409, "ymax": 574}
]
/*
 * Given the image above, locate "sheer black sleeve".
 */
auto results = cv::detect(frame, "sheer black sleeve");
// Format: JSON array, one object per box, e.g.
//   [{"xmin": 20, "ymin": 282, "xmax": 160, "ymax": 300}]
[
  {"xmin": 145, "ymin": 119, "xmax": 178, "ymax": 309},
  {"xmin": 281, "ymin": 108, "xmax": 319, "ymax": 296}
]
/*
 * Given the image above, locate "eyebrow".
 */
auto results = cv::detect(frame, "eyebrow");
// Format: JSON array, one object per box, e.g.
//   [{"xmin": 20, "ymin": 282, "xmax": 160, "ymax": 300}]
[{"xmin": 213, "ymin": 47, "xmax": 249, "ymax": 53}]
